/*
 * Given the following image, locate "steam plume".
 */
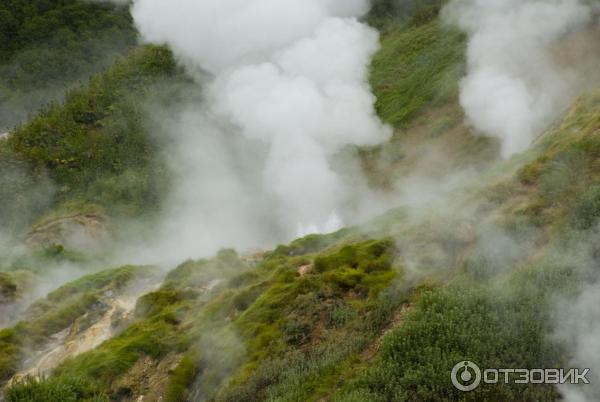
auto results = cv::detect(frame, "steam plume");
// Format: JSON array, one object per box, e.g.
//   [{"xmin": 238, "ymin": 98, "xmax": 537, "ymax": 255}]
[
  {"xmin": 444, "ymin": 0, "xmax": 599, "ymax": 158},
  {"xmin": 128, "ymin": 0, "xmax": 390, "ymax": 258},
  {"xmin": 554, "ymin": 281, "xmax": 600, "ymax": 402}
]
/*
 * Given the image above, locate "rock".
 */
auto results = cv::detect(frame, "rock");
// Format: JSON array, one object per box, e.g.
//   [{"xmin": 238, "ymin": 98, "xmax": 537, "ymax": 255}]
[{"xmin": 25, "ymin": 213, "xmax": 109, "ymax": 252}]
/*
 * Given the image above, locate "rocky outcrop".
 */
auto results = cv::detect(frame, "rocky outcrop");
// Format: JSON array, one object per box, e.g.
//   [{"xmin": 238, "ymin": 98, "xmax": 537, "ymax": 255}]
[{"xmin": 25, "ymin": 213, "xmax": 109, "ymax": 252}]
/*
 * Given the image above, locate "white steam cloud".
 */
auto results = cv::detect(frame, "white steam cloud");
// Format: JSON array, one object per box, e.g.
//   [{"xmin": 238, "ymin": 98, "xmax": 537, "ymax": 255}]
[
  {"xmin": 444, "ymin": 0, "xmax": 600, "ymax": 158},
  {"xmin": 128, "ymin": 0, "xmax": 390, "ymax": 259},
  {"xmin": 554, "ymin": 281, "xmax": 600, "ymax": 402}
]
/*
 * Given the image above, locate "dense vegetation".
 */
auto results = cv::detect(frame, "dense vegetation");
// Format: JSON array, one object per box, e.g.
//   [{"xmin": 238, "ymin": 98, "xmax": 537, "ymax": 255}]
[
  {"xmin": 0, "ymin": 0, "xmax": 136, "ymax": 131},
  {"xmin": 334, "ymin": 271, "xmax": 569, "ymax": 401},
  {"xmin": 368, "ymin": 0, "xmax": 445, "ymax": 31},
  {"xmin": 369, "ymin": 19, "xmax": 464, "ymax": 129},
  {"xmin": 0, "ymin": 45, "xmax": 184, "ymax": 236}
]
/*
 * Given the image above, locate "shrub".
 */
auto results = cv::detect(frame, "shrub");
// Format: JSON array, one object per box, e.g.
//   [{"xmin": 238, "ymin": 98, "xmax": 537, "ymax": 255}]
[
  {"xmin": 314, "ymin": 239, "xmax": 397, "ymax": 298},
  {"xmin": 165, "ymin": 351, "xmax": 200, "ymax": 402},
  {"xmin": 5, "ymin": 376, "xmax": 108, "ymax": 402},
  {"xmin": 233, "ymin": 285, "xmax": 265, "ymax": 312},
  {"xmin": 572, "ymin": 184, "xmax": 600, "ymax": 230},
  {"xmin": 135, "ymin": 289, "xmax": 198, "ymax": 318},
  {"xmin": 326, "ymin": 303, "xmax": 357, "ymax": 329},
  {"xmin": 283, "ymin": 319, "xmax": 312, "ymax": 346},
  {"xmin": 0, "ymin": 329, "xmax": 21, "ymax": 383},
  {"xmin": 335, "ymin": 282, "xmax": 561, "ymax": 402}
]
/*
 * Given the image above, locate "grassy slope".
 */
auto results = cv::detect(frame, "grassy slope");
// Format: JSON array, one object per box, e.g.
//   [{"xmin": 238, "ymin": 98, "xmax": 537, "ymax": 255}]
[
  {"xmin": 0, "ymin": 265, "xmax": 156, "ymax": 384},
  {"xmin": 361, "ymin": 8, "xmax": 497, "ymax": 189},
  {"xmin": 0, "ymin": 0, "xmax": 136, "ymax": 131},
  {"xmin": 0, "ymin": 45, "xmax": 183, "ymax": 237},
  {"xmin": 2, "ymin": 4, "xmax": 600, "ymax": 402},
  {"xmin": 5, "ymin": 238, "xmax": 407, "ymax": 401}
]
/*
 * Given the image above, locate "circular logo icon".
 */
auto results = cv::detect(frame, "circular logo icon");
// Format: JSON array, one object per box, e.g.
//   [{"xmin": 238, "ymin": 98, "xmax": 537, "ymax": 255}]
[{"xmin": 451, "ymin": 361, "xmax": 481, "ymax": 392}]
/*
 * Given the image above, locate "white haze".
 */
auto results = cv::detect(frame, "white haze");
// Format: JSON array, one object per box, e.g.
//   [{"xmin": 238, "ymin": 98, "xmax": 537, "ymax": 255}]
[
  {"xmin": 443, "ymin": 0, "xmax": 600, "ymax": 158},
  {"xmin": 127, "ymin": 0, "xmax": 391, "ymax": 260},
  {"xmin": 547, "ymin": 225, "xmax": 600, "ymax": 402},
  {"xmin": 554, "ymin": 281, "xmax": 600, "ymax": 402}
]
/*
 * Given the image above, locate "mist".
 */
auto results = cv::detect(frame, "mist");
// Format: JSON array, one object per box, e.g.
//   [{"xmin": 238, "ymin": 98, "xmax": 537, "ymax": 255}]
[
  {"xmin": 443, "ymin": 0, "xmax": 600, "ymax": 158},
  {"xmin": 125, "ymin": 0, "xmax": 391, "ymax": 261},
  {"xmin": 555, "ymin": 281, "xmax": 600, "ymax": 402}
]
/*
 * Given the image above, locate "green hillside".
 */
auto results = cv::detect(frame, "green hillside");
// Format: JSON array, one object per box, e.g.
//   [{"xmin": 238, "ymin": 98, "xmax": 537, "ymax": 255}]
[
  {"xmin": 1, "ymin": 2, "xmax": 599, "ymax": 402},
  {"xmin": 0, "ymin": 0, "xmax": 136, "ymax": 131},
  {"xmin": 0, "ymin": 45, "xmax": 181, "ymax": 237}
]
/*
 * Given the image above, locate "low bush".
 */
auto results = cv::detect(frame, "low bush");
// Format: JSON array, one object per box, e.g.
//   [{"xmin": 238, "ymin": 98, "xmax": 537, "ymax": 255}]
[
  {"xmin": 335, "ymin": 280, "xmax": 562, "ymax": 401},
  {"xmin": 164, "ymin": 350, "xmax": 201, "ymax": 402},
  {"xmin": 5, "ymin": 375, "xmax": 108, "ymax": 402},
  {"xmin": 572, "ymin": 184, "xmax": 600, "ymax": 230}
]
